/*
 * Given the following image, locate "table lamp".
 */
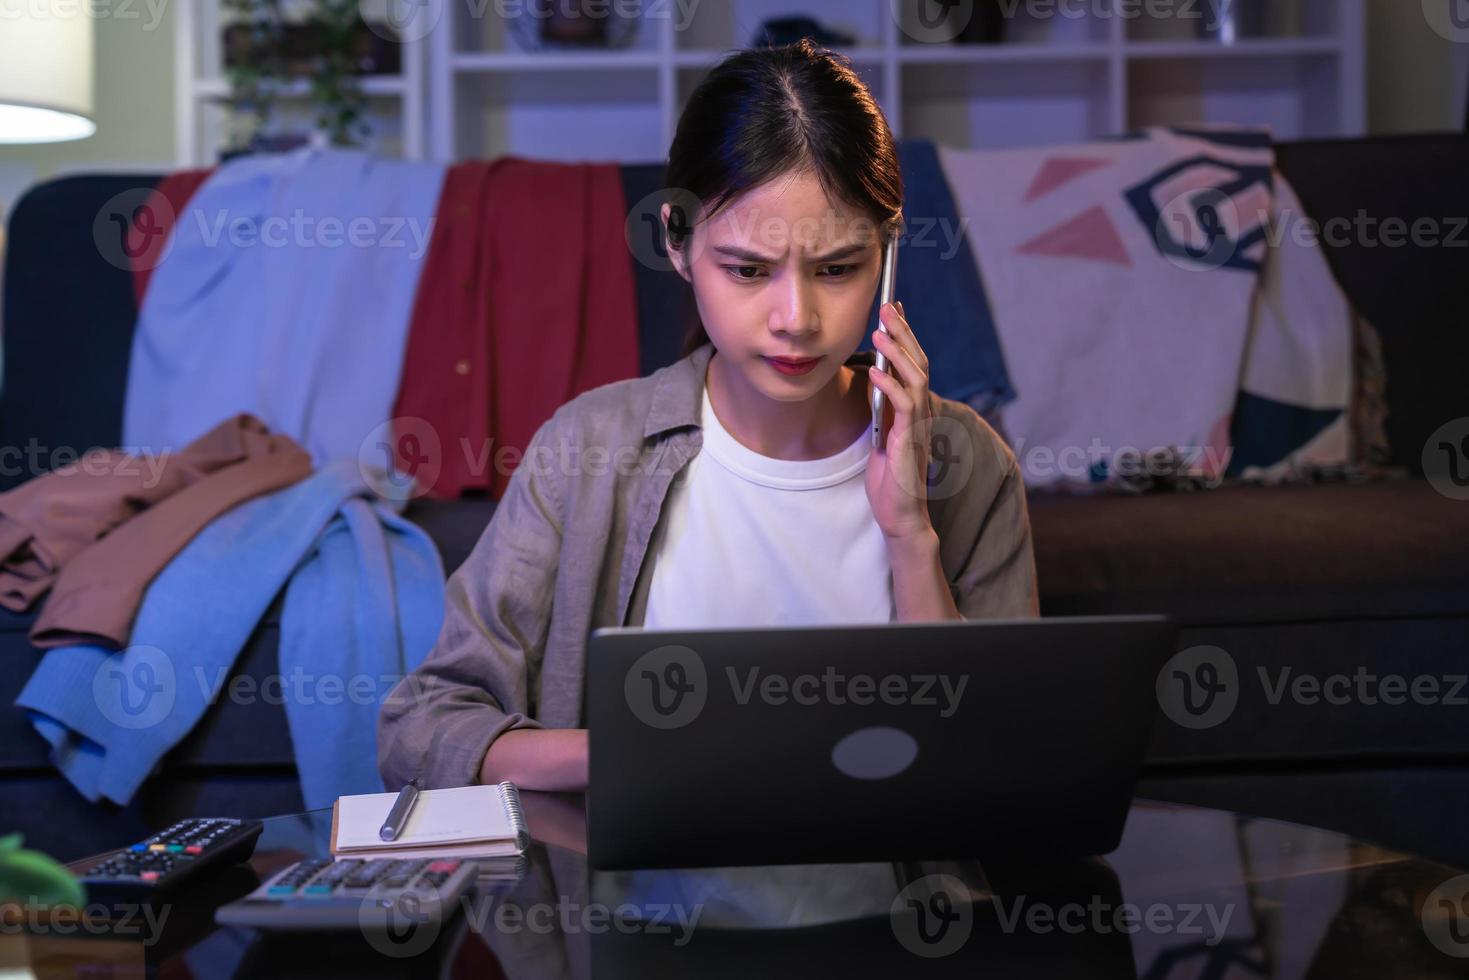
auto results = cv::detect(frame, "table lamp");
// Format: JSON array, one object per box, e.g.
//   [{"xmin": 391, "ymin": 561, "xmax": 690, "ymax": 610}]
[{"xmin": 0, "ymin": 6, "xmax": 95, "ymax": 143}]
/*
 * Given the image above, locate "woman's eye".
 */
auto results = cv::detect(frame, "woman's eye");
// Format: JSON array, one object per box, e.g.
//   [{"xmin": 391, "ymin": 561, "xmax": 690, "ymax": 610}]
[{"xmin": 722, "ymin": 264, "xmax": 854, "ymax": 282}]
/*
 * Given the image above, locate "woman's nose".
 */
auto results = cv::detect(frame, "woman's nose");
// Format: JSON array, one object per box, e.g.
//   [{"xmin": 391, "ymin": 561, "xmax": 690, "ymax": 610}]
[{"xmin": 770, "ymin": 273, "xmax": 819, "ymax": 336}]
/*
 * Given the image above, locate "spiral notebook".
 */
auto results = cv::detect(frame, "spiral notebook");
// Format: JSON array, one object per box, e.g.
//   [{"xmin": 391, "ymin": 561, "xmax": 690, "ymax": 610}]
[{"xmin": 329, "ymin": 782, "xmax": 529, "ymax": 860}]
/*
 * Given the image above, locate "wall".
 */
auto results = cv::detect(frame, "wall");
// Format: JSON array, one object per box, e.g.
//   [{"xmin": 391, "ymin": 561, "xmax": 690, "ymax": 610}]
[
  {"xmin": 1368, "ymin": 0, "xmax": 1463, "ymax": 133},
  {"xmin": 0, "ymin": 2, "xmax": 175, "ymax": 231}
]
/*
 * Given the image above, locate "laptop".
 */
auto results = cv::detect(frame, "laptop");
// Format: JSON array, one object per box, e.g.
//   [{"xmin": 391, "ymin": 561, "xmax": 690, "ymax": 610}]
[{"xmin": 587, "ymin": 615, "xmax": 1177, "ymax": 869}]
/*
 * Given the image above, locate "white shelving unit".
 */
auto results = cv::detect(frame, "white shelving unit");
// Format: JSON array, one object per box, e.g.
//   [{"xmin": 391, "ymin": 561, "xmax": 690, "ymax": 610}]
[
  {"xmin": 174, "ymin": 0, "xmax": 427, "ymax": 165},
  {"xmin": 176, "ymin": 0, "xmax": 1365, "ymax": 166}
]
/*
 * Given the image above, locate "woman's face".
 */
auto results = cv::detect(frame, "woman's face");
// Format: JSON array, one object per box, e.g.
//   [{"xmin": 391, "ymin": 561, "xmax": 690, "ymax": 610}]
[{"xmin": 663, "ymin": 170, "xmax": 883, "ymax": 402}]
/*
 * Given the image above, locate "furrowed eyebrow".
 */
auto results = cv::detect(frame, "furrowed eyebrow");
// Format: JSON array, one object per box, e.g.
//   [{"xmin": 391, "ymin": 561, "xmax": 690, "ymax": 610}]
[{"xmin": 710, "ymin": 241, "xmax": 870, "ymax": 264}]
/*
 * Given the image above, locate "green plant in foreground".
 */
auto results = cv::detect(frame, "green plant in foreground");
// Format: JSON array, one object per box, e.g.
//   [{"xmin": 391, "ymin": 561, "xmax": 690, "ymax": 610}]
[{"xmin": 0, "ymin": 833, "xmax": 84, "ymax": 911}]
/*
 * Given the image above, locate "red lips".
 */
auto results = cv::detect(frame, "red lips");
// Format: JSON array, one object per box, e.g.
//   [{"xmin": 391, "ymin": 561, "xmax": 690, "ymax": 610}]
[{"xmin": 764, "ymin": 355, "xmax": 821, "ymax": 377}]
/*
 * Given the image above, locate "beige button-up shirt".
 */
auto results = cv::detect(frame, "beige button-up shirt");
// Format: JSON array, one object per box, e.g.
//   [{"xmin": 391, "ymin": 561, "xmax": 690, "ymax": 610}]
[{"xmin": 377, "ymin": 341, "xmax": 1038, "ymax": 789}]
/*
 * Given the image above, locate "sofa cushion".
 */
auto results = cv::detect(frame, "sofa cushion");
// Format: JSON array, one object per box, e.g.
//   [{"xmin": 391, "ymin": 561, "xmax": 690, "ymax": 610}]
[
  {"xmin": 400, "ymin": 496, "xmax": 495, "ymax": 577},
  {"xmin": 1030, "ymin": 478, "xmax": 1469, "ymax": 624},
  {"xmin": 0, "ymin": 174, "xmax": 162, "ymax": 493},
  {"xmin": 620, "ymin": 162, "xmax": 698, "ymax": 376}
]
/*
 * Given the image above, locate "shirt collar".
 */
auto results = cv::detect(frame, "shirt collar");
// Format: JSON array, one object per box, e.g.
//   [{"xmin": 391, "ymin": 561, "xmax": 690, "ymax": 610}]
[{"xmin": 643, "ymin": 342, "xmax": 880, "ymax": 440}]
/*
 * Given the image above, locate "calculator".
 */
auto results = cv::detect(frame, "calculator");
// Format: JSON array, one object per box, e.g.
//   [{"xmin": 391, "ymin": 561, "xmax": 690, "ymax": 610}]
[{"xmin": 215, "ymin": 856, "xmax": 481, "ymax": 931}]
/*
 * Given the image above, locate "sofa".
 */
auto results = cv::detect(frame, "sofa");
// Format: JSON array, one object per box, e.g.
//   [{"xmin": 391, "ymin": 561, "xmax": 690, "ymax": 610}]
[{"xmin": 4, "ymin": 136, "xmax": 1468, "ymax": 865}]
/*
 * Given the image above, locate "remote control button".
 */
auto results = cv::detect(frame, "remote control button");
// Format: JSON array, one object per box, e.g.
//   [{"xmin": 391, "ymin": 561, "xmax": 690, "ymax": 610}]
[
  {"xmin": 140, "ymin": 871, "xmax": 160, "ymax": 882},
  {"xmin": 185, "ymin": 845, "xmax": 203, "ymax": 854}
]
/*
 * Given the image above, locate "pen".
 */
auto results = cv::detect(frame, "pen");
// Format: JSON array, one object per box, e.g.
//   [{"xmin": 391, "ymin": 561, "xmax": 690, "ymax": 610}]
[{"xmin": 379, "ymin": 777, "xmax": 421, "ymax": 841}]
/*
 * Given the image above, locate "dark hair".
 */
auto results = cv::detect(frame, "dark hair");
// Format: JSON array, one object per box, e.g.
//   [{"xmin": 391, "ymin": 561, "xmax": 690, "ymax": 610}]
[{"xmin": 664, "ymin": 38, "xmax": 904, "ymax": 359}]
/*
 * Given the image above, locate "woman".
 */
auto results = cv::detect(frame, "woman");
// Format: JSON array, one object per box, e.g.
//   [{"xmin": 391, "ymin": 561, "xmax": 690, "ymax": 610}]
[{"xmin": 378, "ymin": 39, "xmax": 1038, "ymax": 794}]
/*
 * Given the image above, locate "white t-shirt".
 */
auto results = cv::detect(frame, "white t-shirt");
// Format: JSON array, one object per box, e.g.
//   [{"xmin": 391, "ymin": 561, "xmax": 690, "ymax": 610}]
[{"xmin": 642, "ymin": 384, "xmax": 895, "ymax": 629}]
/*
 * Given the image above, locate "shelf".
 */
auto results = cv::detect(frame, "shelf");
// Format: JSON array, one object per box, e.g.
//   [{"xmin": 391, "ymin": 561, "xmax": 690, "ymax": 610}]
[
  {"xmin": 447, "ymin": 39, "xmax": 1341, "ymax": 71},
  {"xmin": 459, "ymin": 67, "xmax": 659, "ymax": 105},
  {"xmin": 459, "ymin": 42, "xmax": 1123, "ymax": 70},
  {"xmin": 452, "ymin": 69, "xmax": 661, "ymax": 162},
  {"xmin": 674, "ymin": 60, "xmax": 891, "ymax": 123},
  {"xmin": 195, "ymin": 96, "xmax": 408, "ymax": 160},
  {"xmin": 1128, "ymin": 53, "xmax": 1345, "ymax": 140},
  {"xmin": 447, "ymin": 39, "xmax": 1346, "ymax": 72},
  {"xmin": 673, "ymin": 2, "xmax": 887, "ymax": 52},
  {"xmin": 1125, "ymin": 37, "xmax": 1344, "ymax": 59},
  {"xmin": 898, "ymin": 43, "xmax": 1111, "ymax": 64},
  {"xmin": 1125, "ymin": 0, "xmax": 1341, "ymax": 43},
  {"xmin": 453, "ymin": 50, "xmax": 663, "ymax": 72},
  {"xmin": 194, "ymin": 75, "xmax": 406, "ymax": 99},
  {"xmin": 178, "ymin": 0, "xmax": 1365, "ymax": 165},
  {"xmin": 904, "ymin": 59, "xmax": 1112, "ymax": 150},
  {"xmin": 456, "ymin": 4, "xmax": 659, "ymax": 58},
  {"xmin": 675, "ymin": 45, "xmax": 887, "ymax": 67}
]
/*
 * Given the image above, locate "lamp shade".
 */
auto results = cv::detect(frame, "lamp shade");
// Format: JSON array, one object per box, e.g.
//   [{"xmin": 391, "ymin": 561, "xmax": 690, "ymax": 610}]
[{"xmin": 0, "ymin": 6, "xmax": 95, "ymax": 143}]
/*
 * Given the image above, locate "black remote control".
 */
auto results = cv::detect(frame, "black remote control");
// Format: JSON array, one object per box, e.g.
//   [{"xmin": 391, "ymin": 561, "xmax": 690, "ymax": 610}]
[{"xmin": 78, "ymin": 817, "xmax": 264, "ymax": 906}]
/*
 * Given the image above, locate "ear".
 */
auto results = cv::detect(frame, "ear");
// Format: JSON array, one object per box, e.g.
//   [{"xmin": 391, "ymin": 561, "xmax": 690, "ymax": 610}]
[{"xmin": 661, "ymin": 202, "xmax": 692, "ymax": 284}]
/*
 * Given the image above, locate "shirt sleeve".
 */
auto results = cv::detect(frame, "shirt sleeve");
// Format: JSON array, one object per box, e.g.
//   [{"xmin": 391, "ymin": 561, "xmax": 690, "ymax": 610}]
[
  {"xmin": 952, "ymin": 439, "xmax": 1040, "ymax": 621},
  {"xmin": 377, "ymin": 412, "xmax": 565, "ymax": 790},
  {"xmin": 934, "ymin": 393, "xmax": 1040, "ymax": 617}
]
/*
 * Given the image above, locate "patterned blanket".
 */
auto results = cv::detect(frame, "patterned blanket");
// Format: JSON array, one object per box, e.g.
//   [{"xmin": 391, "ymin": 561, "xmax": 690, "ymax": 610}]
[{"xmin": 939, "ymin": 127, "xmax": 1362, "ymax": 491}]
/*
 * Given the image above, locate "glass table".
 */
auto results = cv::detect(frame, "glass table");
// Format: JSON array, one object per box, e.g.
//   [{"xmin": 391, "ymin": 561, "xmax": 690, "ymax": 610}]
[{"xmin": 10, "ymin": 794, "xmax": 1468, "ymax": 977}]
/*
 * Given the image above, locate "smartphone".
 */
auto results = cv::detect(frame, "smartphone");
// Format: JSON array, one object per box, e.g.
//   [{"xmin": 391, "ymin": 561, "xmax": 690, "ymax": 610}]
[{"xmin": 870, "ymin": 232, "xmax": 900, "ymax": 448}]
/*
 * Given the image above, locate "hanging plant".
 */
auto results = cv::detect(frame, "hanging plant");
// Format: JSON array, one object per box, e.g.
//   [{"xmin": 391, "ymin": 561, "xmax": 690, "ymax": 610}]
[
  {"xmin": 220, "ymin": 0, "xmax": 374, "ymax": 155},
  {"xmin": 309, "ymin": 0, "xmax": 372, "ymax": 147},
  {"xmin": 221, "ymin": 0, "xmax": 287, "ymax": 154}
]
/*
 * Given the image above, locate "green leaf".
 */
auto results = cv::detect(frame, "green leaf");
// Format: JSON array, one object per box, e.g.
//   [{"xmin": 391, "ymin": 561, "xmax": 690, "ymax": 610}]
[{"xmin": 0, "ymin": 841, "xmax": 86, "ymax": 909}]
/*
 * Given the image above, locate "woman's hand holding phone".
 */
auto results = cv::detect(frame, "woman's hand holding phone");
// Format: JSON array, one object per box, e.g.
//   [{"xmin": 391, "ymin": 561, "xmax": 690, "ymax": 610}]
[{"xmin": 864, "ymin": 299, "xmax": 936, "ymax": 546}]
